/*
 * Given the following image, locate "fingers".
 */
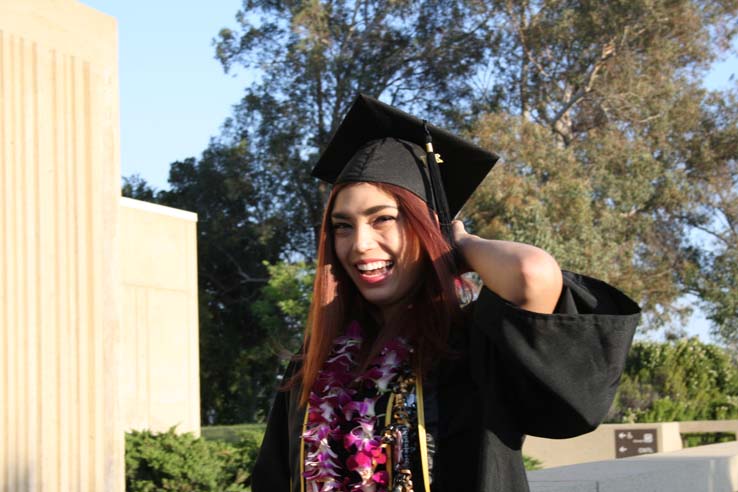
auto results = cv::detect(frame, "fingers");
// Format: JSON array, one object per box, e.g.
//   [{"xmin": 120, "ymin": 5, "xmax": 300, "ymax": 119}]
[
  {"xmin": 450, "ymin": 220, "xmax": 473, "ymax": 273},
  {"xmin": 451, "ymin": 219, "xmax": 467, "ymax": 240}
]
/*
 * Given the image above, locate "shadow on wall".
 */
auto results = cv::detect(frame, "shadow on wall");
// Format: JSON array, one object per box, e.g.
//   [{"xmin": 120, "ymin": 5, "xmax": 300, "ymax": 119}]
[{"xmin": 5, "ymin": 464, "xmax": 33, "ymax": 492}]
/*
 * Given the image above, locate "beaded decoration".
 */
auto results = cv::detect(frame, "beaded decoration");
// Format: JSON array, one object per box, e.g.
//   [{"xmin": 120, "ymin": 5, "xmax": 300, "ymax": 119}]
[{"xmin": 381, "ymin": 369, "xmax": 419, "ymax": 492}]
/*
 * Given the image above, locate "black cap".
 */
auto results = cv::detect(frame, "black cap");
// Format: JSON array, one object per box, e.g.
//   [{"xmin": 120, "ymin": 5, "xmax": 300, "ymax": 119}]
[{"xmin": 311, "ymin": 94, "xmax": 498, "ymax": 218}]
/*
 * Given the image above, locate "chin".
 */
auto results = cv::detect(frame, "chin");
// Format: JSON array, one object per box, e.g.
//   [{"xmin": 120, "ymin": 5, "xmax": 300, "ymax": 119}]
[
  {"xmin": 358, "ymin": 288, "xmax": 412, "ymax": 313},
  {"xmin": 359, "ymin": 291, "xmax": 394, "ymax": 306}
]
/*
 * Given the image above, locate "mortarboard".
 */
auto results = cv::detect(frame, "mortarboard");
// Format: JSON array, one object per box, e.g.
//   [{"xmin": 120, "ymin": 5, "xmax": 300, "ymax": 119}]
[{"xmin": 311, "ymin": 94, "xmax": 498, "ymax": 242}]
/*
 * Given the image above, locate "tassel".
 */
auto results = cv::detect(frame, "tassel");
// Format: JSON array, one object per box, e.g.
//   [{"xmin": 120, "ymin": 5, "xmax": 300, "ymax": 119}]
[{"xmin": 423, "ymin": 120, "xmax": 453, "ymax": 244}]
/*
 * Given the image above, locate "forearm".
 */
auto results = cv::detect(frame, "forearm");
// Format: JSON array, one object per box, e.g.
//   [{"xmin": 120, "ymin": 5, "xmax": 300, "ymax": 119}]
[{"xmin": 454, "ymin": 223, "xmax": 562, "ymax": 313}]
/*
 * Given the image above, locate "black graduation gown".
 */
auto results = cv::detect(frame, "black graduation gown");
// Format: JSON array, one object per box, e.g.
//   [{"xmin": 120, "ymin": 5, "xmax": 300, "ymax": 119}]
[{"xmin": 252, "ymin": 271, "xmax": 641, "ymax": 492}]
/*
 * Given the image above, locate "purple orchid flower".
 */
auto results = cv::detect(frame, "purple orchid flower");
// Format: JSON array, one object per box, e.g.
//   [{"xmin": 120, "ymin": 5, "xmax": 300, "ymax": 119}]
[{"xmin": 303, "ymin": 323, "xmax": 410, "ymax": 492}]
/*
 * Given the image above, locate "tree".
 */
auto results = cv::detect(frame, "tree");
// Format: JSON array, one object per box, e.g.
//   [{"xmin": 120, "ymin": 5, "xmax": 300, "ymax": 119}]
[
  {"xmin": 250, "ymin": 260, "xmax": 315, "ymax": 357},
  {"xmin": 608, "ymin": 338, "xmax": 738, "ymax": 423},
  {"xmin": 164, "ymin": 142, "xmax": 295, "ymax": 422},
  {"xmin": 214, "ymin": 0, "xmax": 497, "ymax": 257},
  {"xmin": 123, "ymin": 140, "xmax": 293, "ymax": 423},
  {"xmin": 462, "ymin": 0, "xmax": 738, "ymax": 330},
  {"xmin": 678, "ymin": 91, "xmax": 738, "ymax": 342},
  {"xmin": 204, "ymin": 0, "xmax": 738, "ymax": 419},
  {"xmin": 211, "ymin": 0, "xmax": 500, "ymax": 420},
  {"xmin": 122, "ymin": 0, "xmax": 505, "ymax": 424},
  {"xmin": 122, "ymin": 174, "xmax": 157, "ymax": 201},
  {"xmin": 213, "ymin": 0, "xmax": 738, "ymax": 334},
  {"xmin": 121, "ymin": 0, "xmax": 738, "ymax": 422}
]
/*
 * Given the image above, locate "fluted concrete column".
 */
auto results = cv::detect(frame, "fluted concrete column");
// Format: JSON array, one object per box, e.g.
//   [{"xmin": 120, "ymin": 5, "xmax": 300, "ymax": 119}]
[{"xmin": 0, "ymin": 1, "xmax": 122, "ymax": 491}]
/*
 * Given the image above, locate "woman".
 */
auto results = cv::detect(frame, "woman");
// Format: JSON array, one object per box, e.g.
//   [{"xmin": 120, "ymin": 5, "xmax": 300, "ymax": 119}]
[{"xmin": 252, "ymin": 95, "xmax": 641, "ymax": 492}]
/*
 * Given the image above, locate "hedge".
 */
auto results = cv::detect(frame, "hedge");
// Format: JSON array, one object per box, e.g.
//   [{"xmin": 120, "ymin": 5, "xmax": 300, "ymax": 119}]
[{"xmin": 125, "ymin": 427, "xmax": 259, "ymax": 492}]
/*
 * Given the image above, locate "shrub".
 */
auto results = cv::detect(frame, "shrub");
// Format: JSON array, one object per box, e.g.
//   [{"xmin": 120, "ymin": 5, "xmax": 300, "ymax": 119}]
[
  {"xmin": 608, "ymin": 338, "xmax": 738, "ymax": 424},
  {"xmin": 523, "ymin": 454, "xmax": 543, "ymax": 471},
  {"xmin": 125, "ymin": 427, "xmax": 257, "ymax": 492}
]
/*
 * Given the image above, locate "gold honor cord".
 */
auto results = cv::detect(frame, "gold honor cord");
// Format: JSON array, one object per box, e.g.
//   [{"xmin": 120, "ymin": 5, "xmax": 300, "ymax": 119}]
[
  {"xmin": 415, "ymin": 373, "xmax": 431, "ymax": 492},
  {"xmin": 384, "ymin": 393, "xmax": 396, "ymax": 485},
  {"xmin": 299, "ymin": 406, "xmax": 309, "ymax": 492}
]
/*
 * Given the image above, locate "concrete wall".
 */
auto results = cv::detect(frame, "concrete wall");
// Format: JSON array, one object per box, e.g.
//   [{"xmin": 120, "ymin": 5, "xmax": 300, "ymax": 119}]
[
  {"xmin": 120, "ymin": 197, "xmax": 200, "ymax": 436},
  {"xmin": 679, "ymin": 419, "xmax": 738, "ymax": 436},
  {"xmin": 524, "ymin": 422, "xmax": 683, "ymax": 468},
  {"xmin": 528, "ymin": 441, "xmax": 738, "ymax": 492},
  {"xmin": 0, "ymin": 1, "xmax": 122, "ymax": 490}
]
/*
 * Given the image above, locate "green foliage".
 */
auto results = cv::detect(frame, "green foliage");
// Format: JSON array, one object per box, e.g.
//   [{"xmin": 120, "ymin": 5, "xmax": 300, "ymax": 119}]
[
  {"xmin": 202, "ymin": 423, "xmax": 266, "ymax": 445},
  {"xmin": 465, "ymin": 0, "xmax": 738, "ymax": 331},
  {"xmin": 608, "ymin": 338, "xmax": 738, "ymax": 423},
  {"xmin": 251, "ymin": 261, "xmax": 314, "ymax": 354},
  {"xmin": 682, "ymin": 432, "xmax": 736, "ymax": 448},
  {"xmin": 523, "ymin": 454, "xmax": 543, "ymax": 471},
  {"xmin": 122, "ymin": 174, "xmax": 157, "ymax": 201},
  {"xmin": 125, "ymin": 427, "xmax": 258, "ymax": 492},
  {"xmin": 122, "ymin": 142, "xmax": 294, "ymax": 424},
  {"xmin": 679, "ymin": 91, "xmax": 738, "ymax": 342},
  {"xmin": 214, "ymin": 0, "xmax": 498, "ymax": 257},
  {"xmin": 121, "ymin": 0, "xmax": 738, "ymax": 426},
  {"xmin": 159, "ymin": 144, "xmax": 292, "ymax": 424}
]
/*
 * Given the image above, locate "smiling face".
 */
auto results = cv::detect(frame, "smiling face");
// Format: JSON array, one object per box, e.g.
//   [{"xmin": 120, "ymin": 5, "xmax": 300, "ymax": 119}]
[{"xmin": 330, "ymin": 183, "xmax": 425, "ymax": 316}]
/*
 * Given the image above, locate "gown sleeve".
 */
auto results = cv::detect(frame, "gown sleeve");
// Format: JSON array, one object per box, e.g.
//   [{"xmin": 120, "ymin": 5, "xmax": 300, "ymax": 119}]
[
  {"xmin": 251, "ymin": 364, "xmax": 294, "ymax": 492},
  {"xmin": 469, "ymin": 270, "xmax": 641, "ymax": 439}
]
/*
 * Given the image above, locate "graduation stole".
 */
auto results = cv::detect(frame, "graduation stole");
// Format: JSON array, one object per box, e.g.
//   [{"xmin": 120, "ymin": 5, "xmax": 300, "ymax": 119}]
[{"xmin": 301, "ymin": 321, "xmax": 429, "ymax": 492}]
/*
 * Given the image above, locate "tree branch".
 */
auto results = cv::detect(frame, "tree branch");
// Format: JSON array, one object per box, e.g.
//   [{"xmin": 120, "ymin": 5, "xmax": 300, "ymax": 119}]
[{"xmin": 215, "ymin": 244, "xmax": 270, "ymax": 283}]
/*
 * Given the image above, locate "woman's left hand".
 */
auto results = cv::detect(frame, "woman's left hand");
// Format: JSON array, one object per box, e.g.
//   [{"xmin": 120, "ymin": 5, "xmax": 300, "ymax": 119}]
[
  {"xmin": 451, "ymin": 220, "xmax": 472, "ymax": 245},
  {"xmin": 451, "ymin": 220, "xmax": 474, "ymax": 273},
  {"xmin": 450, "ymin": 220, "xmax": 562, "ymax": 314}
]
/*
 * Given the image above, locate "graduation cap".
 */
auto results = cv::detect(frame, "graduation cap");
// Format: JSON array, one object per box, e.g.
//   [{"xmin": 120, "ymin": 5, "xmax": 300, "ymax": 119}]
[{"xmin": 311, "ymin": 94, "xmax": 498, "ymax": 242}]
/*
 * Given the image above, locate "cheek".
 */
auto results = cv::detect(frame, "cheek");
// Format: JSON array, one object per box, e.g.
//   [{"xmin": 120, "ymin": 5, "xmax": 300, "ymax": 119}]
[{"xmin": 333, "ymin": 236, "xmax": 351, "ymax": 267}]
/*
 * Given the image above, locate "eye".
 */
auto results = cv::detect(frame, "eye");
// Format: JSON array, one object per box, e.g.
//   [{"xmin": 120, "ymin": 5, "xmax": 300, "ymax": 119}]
[
  {"xmin": 374, "ymin": 215, "xmax": 397, "ymax": 227},
  {"xmin": 331, "ymin": 222, "xmax": 352, "ymax": 232}
]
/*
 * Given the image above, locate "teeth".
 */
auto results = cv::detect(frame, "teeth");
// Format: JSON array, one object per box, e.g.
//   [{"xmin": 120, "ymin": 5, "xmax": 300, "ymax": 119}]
[{"xmin": 357, "ymin": 260, "xmax": 393, "ymax": 271}]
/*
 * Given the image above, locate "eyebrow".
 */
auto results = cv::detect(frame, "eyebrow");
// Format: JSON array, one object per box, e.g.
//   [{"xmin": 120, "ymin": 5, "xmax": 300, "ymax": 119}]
[{"xmin": 331, "ymin": 204, "xmax": 398, "ymax": 220}]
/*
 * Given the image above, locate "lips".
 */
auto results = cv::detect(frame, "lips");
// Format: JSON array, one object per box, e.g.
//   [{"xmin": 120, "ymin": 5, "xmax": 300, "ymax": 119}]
[{"xmin": 355, "ymin": 259, "xmax": 394, "ymax": 283}]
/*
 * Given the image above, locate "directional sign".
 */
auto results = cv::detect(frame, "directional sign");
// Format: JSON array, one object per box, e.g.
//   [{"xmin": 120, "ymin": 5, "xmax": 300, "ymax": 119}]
[{"xmin": 615, "ymin": 428, "xmax": 658, "ymax": 458}]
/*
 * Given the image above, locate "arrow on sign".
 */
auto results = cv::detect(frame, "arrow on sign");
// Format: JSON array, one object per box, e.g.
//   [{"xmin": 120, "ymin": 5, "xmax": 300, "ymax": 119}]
[
  {"xmin": 618, "ymin": 432, "xmax": 626, "ymax": 438},
  {"xmin": 619, "ymin": 446, "xmax": 628, "ymax": 453}
]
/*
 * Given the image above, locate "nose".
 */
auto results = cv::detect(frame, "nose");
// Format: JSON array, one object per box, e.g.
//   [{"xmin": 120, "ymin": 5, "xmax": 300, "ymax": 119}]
[{"xmin": 353, "ymin": 223, "xmax": 377, "ymax": 253}]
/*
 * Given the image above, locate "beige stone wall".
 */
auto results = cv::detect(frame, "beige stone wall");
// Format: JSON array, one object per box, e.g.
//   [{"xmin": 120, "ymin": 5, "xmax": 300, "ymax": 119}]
[
  {"xmin": 119, "ymin": 197, "xmax": 200, "ymax": 436},
  {"xmin": 0, "ymin": 1, "xmax": 122, "ymax": 491},
  {"xmin": 524, "ymin": 422, "xmax": 683, "ymax": 469}
]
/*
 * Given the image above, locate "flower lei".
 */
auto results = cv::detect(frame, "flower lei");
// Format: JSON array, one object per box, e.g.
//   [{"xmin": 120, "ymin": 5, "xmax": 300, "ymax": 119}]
[{"xmin": 302, "ymin": 321, "xmax": 412, "ymax": 492}]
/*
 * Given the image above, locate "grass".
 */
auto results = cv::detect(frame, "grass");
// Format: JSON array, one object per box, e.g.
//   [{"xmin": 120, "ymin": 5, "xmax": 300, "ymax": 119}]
[{"xmin": 201, "ymin": 423, "xmax": 266, "ymax": 445}]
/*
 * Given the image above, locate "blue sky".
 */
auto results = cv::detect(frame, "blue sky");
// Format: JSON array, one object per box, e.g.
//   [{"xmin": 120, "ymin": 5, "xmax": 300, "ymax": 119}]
[
  {"xmin": 83, "ymin": 0, "xmax": 736, "ymax": 191},
  {"xmin": 83, "ymin": 0, "xmax": 735, "ymax": 342},
  {"xmin": 83, "ymin": 0, "xmax": 246, "ymax": 190}
]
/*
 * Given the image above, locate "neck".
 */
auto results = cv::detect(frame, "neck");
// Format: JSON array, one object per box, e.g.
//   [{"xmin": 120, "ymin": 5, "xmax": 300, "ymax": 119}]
[{"xmin": 379, "ymin": 303, "xmax": 404, "ymax": 325}]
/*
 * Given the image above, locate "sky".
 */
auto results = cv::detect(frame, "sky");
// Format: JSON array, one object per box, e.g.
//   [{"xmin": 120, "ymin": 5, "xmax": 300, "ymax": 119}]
[
  {"xmin": 83, "ymin": 0, "xmax": 246, "ymax": 190},
  {"xmin": 82, "ymin": 0, "xmax": 736, "ymax": 342}
]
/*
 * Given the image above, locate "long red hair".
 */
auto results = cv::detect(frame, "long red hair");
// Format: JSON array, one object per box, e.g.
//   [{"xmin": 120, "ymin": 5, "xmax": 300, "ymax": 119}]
[{"xmin": 292, "ymin": 182, "xmax": 463, "ymax": 404}]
